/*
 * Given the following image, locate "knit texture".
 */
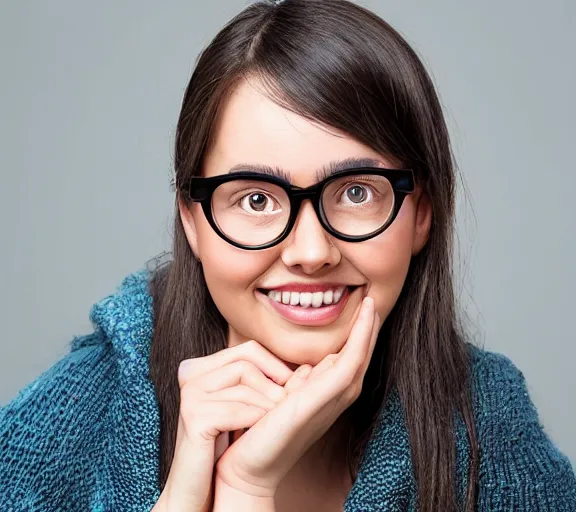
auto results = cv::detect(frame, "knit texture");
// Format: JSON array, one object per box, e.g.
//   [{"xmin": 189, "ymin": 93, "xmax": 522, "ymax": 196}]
[{"xmin": 1, "ymin": 268, "xmax": 574, "ymax": 511}]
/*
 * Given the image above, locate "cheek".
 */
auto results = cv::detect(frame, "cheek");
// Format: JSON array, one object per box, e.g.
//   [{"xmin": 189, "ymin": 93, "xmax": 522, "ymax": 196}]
[
  {"xmin": 193, "ymin": 207, "xmax": 276, "ymax": 306},
  {"xmin": 350, "ymin": 204, "xmax": 416, "ymax": 318}
]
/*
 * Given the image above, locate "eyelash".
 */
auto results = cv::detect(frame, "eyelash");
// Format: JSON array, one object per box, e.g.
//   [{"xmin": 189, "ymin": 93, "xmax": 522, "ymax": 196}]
[
  {"xmin": 334, "ymin": 180, "xmax": 379, "ymax": 204},
  {"xmin": 235, "ymin": 191, "xmax": 281, "ymax": 213},
  {"xmin": 231, "ymin": 175, "xmax": 384, "ymax": 212}
]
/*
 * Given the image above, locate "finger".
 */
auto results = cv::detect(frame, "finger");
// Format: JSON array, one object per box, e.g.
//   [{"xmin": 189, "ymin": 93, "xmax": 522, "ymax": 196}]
[
  {"xmin": 284, "ymin": 364, "xmax": 313, "ymax": 393},
  {"xmin": 179, "ymin": 340, "xmax": 294, "ymax": 387},
  {"xmin": 196, "ymin": 360, "xmax": 286, "ymax": 403},
  {"xmin": 181, "ymin": 401, "xmax": 268, "ymax": 443},
  {"xmin": 308, "ymin": 354, "xmax": 338, "ymax": 381},
  {"xmin": 283, "ymin": 305, "xmax": 377, "ymax": 406},
  {"xmin": 354, "ymin": 311, "xmax": 381, "ymax": 380},
  {"xmin": 335, "ymin": 297, "xmax": 375, "ymax": 373},
  {"xmin": 230, "ymin": 376, "xmax": 342, "ymax": 472},
  {"xmin": 275, "ymin": 304, "xmax": 375, "ymax": 407},
  {"xmin": 207, "ymin": 384, "xmax": 277, "ymax": 411},
  {"xmin": 368, "ymin": 312, "xmax": 380, "ymax": 359}
]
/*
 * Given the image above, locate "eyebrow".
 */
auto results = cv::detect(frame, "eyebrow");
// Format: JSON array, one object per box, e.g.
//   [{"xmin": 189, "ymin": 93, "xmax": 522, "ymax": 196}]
[{"xmin": 227, "ymin": 157, "xmax": 384, "ymax": 183}]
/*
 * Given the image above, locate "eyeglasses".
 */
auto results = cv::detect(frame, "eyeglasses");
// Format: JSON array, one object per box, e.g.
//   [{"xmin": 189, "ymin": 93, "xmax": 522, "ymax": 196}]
[{"xmin": 181, "ymin": 167, "xmax": 415, "ymax": 250}]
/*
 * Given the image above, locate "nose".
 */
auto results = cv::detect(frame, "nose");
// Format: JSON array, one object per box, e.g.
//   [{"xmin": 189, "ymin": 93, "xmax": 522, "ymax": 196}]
[{"xmin": 280, "ymin": 201, "xmax": 341, "ymax": 274}]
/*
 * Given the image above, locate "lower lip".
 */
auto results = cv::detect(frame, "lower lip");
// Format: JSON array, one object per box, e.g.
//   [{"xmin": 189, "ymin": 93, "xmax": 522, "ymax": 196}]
[{"xmin": 257, "ymin": 287, "xmax": 354, "ymax": 326}]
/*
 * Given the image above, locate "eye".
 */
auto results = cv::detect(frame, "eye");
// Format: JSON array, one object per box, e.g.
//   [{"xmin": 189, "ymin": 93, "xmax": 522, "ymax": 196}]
[
  {"xmin": 238, "ymin": 192, "xmax": 280, "ymax": 214},
  {"xmin": 340, "ymin": 184, "xmax": 373, "ymax": 205}
]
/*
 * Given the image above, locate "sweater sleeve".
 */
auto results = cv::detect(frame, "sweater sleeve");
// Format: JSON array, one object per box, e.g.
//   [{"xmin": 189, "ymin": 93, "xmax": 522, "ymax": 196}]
[
  {"xmin": 0, "ymin": 330, "xmax": 118, "ymax": 511},
  {"xmin": 472, "ymin": 348, "xmax": 576, "ymax": 511}
]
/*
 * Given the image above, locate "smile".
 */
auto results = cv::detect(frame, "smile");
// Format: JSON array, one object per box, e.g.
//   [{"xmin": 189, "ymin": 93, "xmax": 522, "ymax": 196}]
[
  {"xmin": 256, "ymin": 285, "xmax": 361, "ymax": 326},
  {"xmin": 266, "ymin": 286, "xmax": 346, "ymax": 308}
]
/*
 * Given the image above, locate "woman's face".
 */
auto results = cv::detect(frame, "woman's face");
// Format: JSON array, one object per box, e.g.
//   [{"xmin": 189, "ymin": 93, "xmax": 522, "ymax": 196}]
[{"xmin": 179, "ymin": 78, "xmax": 431, "ymax": 367}]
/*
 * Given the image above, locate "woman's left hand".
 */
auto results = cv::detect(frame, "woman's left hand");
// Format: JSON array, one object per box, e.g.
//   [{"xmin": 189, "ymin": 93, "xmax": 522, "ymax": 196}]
[{"xmin": 214, "ymin": 296, "xmax": 380, "ymax": 498}]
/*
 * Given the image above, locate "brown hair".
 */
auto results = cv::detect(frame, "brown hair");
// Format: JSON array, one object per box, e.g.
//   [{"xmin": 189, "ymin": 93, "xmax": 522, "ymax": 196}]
[{"xmin": 147, "ymin": 1, "xmax": 479, "ymax": 510}]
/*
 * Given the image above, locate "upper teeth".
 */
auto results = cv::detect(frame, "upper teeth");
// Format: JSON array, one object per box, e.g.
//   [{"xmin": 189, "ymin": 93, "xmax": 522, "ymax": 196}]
[{"xmin": 267, "ymin": 287, "xmax": 346, "ymax": 308}]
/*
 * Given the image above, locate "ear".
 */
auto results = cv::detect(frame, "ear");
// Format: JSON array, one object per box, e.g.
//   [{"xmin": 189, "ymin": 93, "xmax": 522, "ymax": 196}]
[
  {"xmin": 411, "ymin": 186, "xmax": 432, "ymax": 256},
  {"xmin": 177, "ymin": 193, "xmax": 201, "ymax": 260}
]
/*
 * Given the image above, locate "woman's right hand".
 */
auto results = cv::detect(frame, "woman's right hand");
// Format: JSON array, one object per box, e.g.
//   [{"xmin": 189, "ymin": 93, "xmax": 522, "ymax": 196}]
[{"xmin": 152, "ymin": 340, "xmax": 294, "ymax": 512}]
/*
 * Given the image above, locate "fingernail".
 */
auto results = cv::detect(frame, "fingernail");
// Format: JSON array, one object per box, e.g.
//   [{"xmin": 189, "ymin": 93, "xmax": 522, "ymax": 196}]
[
  {"xmin": 295, "ymin": 364, "xmax": 309, "ymax": 376},
  {"xmin": 294, "ymin": 364, "xmax": 312, "ymax": 380},
  {"xmin": 364, "ymin": 296, "xmax": 374, "ymax": 311}
]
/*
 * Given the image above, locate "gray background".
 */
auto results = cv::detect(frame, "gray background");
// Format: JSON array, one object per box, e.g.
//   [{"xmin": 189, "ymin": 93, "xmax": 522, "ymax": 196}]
[{"xmin": 1, "ymin": 0, "xmax": 574, "ymax": 465}]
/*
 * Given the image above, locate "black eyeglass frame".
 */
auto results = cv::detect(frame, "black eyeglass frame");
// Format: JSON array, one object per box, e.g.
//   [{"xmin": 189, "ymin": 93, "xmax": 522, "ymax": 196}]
[{"xmin": 181, "ymin": 167, "xmax": 415, "ymax": 250}]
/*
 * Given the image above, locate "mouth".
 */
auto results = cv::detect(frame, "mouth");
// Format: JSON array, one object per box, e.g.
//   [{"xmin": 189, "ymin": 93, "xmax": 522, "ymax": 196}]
[{"xmin": 255, "ymin": 285, "xmax": 362, "ymax": 326}]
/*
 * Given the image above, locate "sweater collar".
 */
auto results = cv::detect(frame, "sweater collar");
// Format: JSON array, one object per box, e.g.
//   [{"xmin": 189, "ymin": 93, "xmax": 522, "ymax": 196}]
[{"xmin": 88, "ymin": 267, "xmax": 155, "ymax": 380}]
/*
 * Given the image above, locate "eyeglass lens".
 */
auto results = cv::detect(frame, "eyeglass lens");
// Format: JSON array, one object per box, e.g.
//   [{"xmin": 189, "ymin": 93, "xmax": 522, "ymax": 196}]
[{"xmin": 210, "ymin": 173, "xmax": 395, "ymax": 246}]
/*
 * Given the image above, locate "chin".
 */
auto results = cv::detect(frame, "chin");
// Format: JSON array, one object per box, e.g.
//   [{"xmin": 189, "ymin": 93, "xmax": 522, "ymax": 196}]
[{"xmin": 260, "ymin": 329, "xmax": 348, "ymax": 368}]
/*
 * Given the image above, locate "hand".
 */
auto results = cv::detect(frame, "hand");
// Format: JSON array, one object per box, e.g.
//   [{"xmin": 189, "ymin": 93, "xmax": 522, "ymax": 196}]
[
  {"xmin": 214, "ymin": 296, "xmax": 380, "ymax": 498},
  {"xmin": 154, "ymin": 341, "xmax": 294, "ymax": 511}
]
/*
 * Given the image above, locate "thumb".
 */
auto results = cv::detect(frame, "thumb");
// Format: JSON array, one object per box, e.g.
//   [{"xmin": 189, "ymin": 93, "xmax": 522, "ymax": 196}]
[{"xmin": 284, "ymin": 364, "xmax": 313, "ymax": 393}]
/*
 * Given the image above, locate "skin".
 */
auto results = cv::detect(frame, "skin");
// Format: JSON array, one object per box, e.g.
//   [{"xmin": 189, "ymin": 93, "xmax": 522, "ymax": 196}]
[
  {"xmin": 178, "ymin": 77, "xmax": 432, "ymax": 367},
  {"xmin": 161, "ymin": 299, "xmax": 379, "ymax": 512},
  {"xmin": 173, "ymin": 77, "xmax": 432, "ymax": 510},
  {"xmin": 212, "ymin": 297, "xmax": 380, "ymax": 511}
]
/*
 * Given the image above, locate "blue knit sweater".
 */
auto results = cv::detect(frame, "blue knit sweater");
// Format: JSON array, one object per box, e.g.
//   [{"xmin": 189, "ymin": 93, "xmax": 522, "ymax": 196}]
[{"xmin": 1, "ymin": 269, "xmax": 575, "ymax": 511}]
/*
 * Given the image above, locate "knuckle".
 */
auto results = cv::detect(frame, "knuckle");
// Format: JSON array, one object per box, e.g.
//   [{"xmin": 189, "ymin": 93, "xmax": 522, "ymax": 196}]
[
  {"xmin": 326, "ymin": 354, "xmax": 338, "ymax": 363},
  {"xmin": 179, "ymin": 399, "xmax": 217, "ymax": 441},
  {"xmin": 235, "ymin": 359, "xmax": 256, "ymax": 374},
  {"xmin": 343, "ymin": 380, "xmax": 362, "ymax": 402},
  {"xmin": 235, "ymin": 386, "xmax": 252, "ymax": 401},
  {"xmin": 341, "ymin": 371, "xmax": 356, "ymax": 389},
  {"xmin": 179, "ymin": 394, "xmax": 198, "ymax": 421},
  {"xmin": 179, "ymin": 382, "xmax": 202, "ymax": 411},
  {"xmin": 242, "ymin": 339, "xmax": 261, "ymax": 352},
  {"xmin": 178, "ymin": 358, "xmax": 197, "ymax": 384},
  {"xmin": 184, "ymin": 415, "xmax": 212, "ymax": 442},
  {"xmin": 352, "ymin": 382, "xmax": 363, "ymax": 400},
  {"xmin": 244, "ymin": 339, "xmax": 270, "ymax": 360}
]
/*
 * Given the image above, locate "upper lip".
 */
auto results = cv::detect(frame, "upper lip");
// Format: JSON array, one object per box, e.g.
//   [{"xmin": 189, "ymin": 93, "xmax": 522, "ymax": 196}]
[{"xmin": 258, "ymin": 282, "xmax": 361, "ymax": 293}]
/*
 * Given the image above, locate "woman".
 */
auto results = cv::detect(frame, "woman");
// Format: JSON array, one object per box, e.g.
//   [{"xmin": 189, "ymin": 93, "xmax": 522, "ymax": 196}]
[{"xmin": 1, "ymin": 0, "xmax": 574, "ymax": 510}]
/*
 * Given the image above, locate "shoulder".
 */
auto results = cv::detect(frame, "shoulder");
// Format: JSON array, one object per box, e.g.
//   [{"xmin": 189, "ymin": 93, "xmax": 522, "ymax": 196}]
[
  {"xmin": 467, "ymin": 343, "xmax": 535, "ymax": 424},
  {"xmin": 87, "ymin": 267, "xmax": 155, "ymax": 378},
  {"xmin": 1, "ymin": 330, "xmax": 116, "ymax": 425},
  {"xmin": 465, "ymin": 343, "xmax": 576, "ymax": 510},
  {"xmin": 0, "ymin": 331, "xmax": 118, "ymax": 508},
  {"xmin": 466, "ymin": 343, "xmax": 563, "ymax": 439},
  {"xmin": 0, "ymin": 267, "xmax": 160, "ymax": 510},
  {"xmin": 467, "ymin": 342, "xmax": 528, "ymax": 386}
]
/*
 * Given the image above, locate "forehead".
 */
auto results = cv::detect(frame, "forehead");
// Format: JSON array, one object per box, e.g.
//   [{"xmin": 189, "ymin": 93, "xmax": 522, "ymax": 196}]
[{"xmin": 202, "ymin": 78, "xmax": 396, "ymax": 186}]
